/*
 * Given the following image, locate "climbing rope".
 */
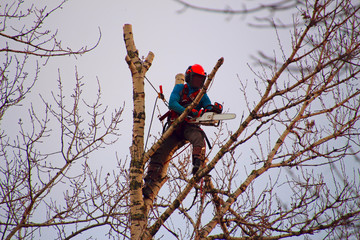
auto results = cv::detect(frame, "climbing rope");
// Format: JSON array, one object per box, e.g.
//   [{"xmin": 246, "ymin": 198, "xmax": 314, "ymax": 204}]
[
  {"xmin": 144, "ymin": 96, "xmax": 158, "ymax": 152},
  {"xmin": 143, "ymin": 75, "xmax": 168, "ymax": 152},
  {"xmin": 144, "ymin": 75, "xmax": 168, "ymax": 107}
]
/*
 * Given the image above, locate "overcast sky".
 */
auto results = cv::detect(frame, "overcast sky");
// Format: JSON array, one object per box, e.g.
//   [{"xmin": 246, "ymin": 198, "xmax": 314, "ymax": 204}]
[
  {"xmin": 24, "ymin": 0, "xmax": 292, "ymax": 165},
  {"xmin": 3, "ymin": 0, "xmax": 300, "ymax": 238}
]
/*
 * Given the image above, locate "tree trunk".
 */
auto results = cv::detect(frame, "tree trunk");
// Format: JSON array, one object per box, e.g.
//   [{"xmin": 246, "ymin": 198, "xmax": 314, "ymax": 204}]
[{"xmin": 123, "ymin": 24, "xmax": 154, "ymax": 239}]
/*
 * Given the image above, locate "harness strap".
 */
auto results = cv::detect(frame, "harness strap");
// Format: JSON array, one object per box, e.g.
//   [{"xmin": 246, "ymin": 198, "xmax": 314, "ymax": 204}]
[
  {"xmin": 202, "ymin": 130, "xmax": 212, "ymax": 149},
  {"xmin": 170, "ymin": 84, "xmax": 201, "ymax": 123},
  {"xmin": 159, "ymin": 110, "xmax": 171, "ymax": 121},
  {"xmin": 181, "ymin": 84, "xmax": 200, "ymax": 106}
]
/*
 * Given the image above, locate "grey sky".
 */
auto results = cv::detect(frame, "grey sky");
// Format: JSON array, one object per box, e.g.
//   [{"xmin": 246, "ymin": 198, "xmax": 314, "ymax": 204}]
[
  {"xmin": 2, "ymin": 0, "xmax": 301, "ymax": 238},
  {"xmin": 31, "ymin": 0, "xmax": 286, "ymax": 160}
]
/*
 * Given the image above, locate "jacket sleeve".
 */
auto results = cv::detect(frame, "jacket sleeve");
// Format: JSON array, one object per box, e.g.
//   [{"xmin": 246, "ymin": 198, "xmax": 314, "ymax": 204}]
[
  {"xmin": 200, "ymin": 93, "xmax": 212, "ymax": 110},
  {"xmin": 169, "ymin": 84, "xmax": 186, "ymax": 114}
]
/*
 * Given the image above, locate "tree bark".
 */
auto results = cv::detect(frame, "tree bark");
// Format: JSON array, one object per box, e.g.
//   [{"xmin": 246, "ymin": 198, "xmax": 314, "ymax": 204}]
[{"xmin": 123, "ymin": 24, "xmax": 154, "ymax": 239}]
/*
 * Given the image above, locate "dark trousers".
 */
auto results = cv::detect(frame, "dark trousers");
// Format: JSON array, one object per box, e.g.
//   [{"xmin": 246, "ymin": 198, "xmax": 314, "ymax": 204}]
[{"xmin": 144, "ymin": 123, "xmax": 205, "ymax": 184}]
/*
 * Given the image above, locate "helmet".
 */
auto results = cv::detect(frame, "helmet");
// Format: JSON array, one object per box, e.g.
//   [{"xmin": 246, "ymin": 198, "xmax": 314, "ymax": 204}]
[{"xmin": 185, "ymin": 64, "xmax": 207, "ymax": 89}]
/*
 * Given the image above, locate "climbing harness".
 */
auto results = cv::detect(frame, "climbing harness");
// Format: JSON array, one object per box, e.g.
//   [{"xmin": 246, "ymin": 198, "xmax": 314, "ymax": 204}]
[
  {"xmin": 143, "ymin": 72, "xmax": 236, "ymax": 211},
  {"xmin": 159, "ymin": 84, "xmax": 200, "ymax": 125}
]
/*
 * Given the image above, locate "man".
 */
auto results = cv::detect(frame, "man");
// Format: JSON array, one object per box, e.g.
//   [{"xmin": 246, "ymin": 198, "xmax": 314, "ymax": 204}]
[{"xmin": 142, "ymin": 64, "xmax": 221, "ymax": 200}]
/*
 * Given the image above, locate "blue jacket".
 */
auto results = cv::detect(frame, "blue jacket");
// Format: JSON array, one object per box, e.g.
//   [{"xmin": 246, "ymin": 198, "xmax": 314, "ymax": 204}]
[{"xmin": 169, "ymin": 84, "xmax": 212, "ymax": 114}]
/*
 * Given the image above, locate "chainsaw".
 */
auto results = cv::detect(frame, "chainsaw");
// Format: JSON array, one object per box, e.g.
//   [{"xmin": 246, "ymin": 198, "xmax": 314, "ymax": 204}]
[{"xmin": 188, "ymin": 111, "xmax": 236, "ymax": 126}]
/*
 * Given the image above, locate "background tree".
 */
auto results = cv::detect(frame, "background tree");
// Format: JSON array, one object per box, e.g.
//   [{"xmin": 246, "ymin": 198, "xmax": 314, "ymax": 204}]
[
  {"xmin": 0, "ymin": 1, "xmax": 124, "ymax": 239},
  {"xmin": 174, "ymin": 0, "xmax": 360, "ymax": 28},
  {"xmin": 0, "ymin": 0, "xmax": 99, "ymax": 120}
]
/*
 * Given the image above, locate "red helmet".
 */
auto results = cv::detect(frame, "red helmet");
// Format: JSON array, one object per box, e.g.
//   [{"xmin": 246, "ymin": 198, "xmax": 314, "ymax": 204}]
[{"xmin": 185, "ymin": 64, "xmax": 207, "ymax": 89}]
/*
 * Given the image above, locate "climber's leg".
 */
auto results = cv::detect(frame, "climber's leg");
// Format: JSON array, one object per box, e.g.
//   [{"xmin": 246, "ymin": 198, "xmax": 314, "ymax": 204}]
[
  {"xmin": 183, "ymin": 124, "xmax": 206, "ymax": 174},
  {"xmin": 143, "ymin": 133, "xmax": 180, "ymax": 199}
]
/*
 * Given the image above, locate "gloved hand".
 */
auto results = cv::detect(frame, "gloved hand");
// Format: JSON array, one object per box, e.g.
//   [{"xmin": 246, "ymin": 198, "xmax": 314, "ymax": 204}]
[
  {"xmin": 189, "ymin": 109, "xmax": 200, "ymax": 118},
  {"xmin": 214, "ymin": 102, "xmax": 223, "ymax": 113},
  {"xmin": 207, "ymin": 102, "xmax": 223, "ymax": 114}
]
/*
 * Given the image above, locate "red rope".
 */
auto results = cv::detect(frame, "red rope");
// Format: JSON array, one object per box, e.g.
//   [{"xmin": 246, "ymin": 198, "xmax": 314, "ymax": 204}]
[
  {"xmin": 199, "ymin": 162, "xmax": 206, "ymax": 203},
  {"xmin": 199, "ymin": 177, "xmax": 204, "ymax": 196},
  {"xmin": 164, "ymin": 143, "xmax": 191, "ymax": 165}
]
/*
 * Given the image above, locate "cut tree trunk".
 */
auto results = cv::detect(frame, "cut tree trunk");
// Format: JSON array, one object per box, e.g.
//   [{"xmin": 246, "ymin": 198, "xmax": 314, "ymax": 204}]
[{"xmin": 123, "ymin": 24, "xmax": 154, "ymax": 239}]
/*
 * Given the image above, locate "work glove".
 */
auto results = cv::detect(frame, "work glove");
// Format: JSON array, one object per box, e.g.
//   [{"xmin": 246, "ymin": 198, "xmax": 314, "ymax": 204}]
[
  {"xmin": 208, "ymin": 102, "xmax": 223, "ymax": 114},
  {"xmin": 189, "ymin": 109, "xmax": 200, "ymax": 118},
  {"xmin": 214, "ymin": 102, "xmax": 223, "ymax": 113}
]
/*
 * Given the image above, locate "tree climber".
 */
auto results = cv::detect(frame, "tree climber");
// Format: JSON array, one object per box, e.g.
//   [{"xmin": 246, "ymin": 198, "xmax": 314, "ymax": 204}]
[{"xmin": 143, "ymin": 64, "xmax": 223, "ymax": 200}]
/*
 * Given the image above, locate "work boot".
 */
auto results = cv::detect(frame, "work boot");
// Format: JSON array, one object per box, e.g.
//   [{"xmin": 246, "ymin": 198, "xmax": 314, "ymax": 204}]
[
  {"xmin": 192, "ymin": 157, "xmax": 202, "ymax": 175},
  {"xmin": 142, "ymin": 186, "xmax": 153, "ymax": 199}
]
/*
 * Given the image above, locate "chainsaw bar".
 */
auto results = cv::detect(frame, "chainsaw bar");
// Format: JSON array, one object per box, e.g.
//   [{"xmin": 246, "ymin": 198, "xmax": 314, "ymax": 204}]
[{"xmin": 189, "ymin": 112, "xmax": 236, "ymax": 126}]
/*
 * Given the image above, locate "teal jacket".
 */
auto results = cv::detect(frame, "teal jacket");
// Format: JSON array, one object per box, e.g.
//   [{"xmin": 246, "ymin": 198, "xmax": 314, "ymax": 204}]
[{"xmin": 169, "ymin": 84, "xmax": 212, "ymax": 114}]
